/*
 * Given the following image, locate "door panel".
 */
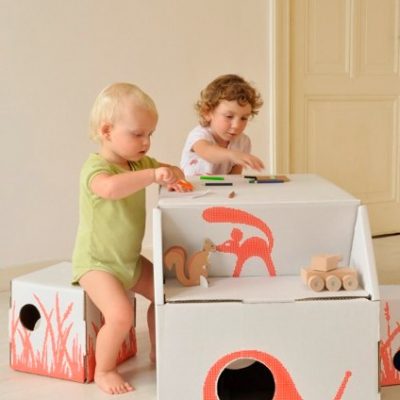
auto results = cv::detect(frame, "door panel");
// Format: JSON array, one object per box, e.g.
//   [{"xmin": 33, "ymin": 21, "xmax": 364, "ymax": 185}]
[{"xmin": 289, "ymin": 0, "xmax": 400, "ymax": 235}]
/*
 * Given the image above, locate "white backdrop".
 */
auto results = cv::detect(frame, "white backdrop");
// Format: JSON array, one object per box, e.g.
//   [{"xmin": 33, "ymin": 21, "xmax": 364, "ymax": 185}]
[{"xmin": 0, "ymin": 0, "xmax": 270, "ymax": 269}]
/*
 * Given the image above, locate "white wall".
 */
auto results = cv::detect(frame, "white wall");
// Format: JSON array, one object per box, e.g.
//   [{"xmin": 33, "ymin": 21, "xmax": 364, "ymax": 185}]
[{"xmin": 0, "ymin": 0, "xmax": 270, "ymax": 270}]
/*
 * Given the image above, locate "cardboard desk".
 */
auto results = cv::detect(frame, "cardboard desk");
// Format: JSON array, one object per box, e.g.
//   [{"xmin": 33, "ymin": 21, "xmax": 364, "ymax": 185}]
[{"xmin": 153, "ymin": 174, "xmax": 380, "ymax": 400}]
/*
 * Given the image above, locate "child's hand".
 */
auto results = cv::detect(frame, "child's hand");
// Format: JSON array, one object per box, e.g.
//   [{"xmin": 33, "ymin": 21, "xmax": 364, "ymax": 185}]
[
  {"xmin": 230, "ymin": 151, "xmax": 264, "ymax": 171},
  {"xmin": 154, "ymin": 167, "xmax": 177, "ymax": 186}
]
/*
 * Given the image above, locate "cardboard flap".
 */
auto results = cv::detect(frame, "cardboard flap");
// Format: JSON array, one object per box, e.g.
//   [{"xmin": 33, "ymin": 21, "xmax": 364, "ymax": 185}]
[
  {"xmin": 153, "ymin": 207, "xmax": 164, "ymax": 305},
  {"xmin": 158, "ymin": 174, "xmax": 360, "ymax": 279},
  {"xmin": 350, "ymin": 205, "xmax": 380, "ymax": 301},
  {"xmin": 164, "ymin": 276, "xmax": 370, "ymax": 304},
  {"xmin": 158, "ymin": 174, "xmax": 360, "ymax": 207}
]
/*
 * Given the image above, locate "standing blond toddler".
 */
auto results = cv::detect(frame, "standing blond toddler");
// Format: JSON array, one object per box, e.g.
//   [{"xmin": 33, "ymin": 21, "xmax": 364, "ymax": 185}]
[{"xmin": 72, "ymin": 82, "xmax": 189, "ymax": 394}]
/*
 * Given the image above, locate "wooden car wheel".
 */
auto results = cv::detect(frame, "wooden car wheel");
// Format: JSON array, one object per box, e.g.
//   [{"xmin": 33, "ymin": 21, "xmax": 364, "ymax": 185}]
[
  {"xmin": 343, "ymin": 274, "xmax": 358, "ymax": 291},
  {"xmin": 325, "ymin": 275, "xmax": 341, "ymax": 291},
  {"xmin": 308, "ymin": 275, "xmax": 324, "ymax": 292}
]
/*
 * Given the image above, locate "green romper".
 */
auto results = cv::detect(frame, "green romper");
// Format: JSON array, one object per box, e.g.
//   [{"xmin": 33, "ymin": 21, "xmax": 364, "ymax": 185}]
[{"xmin": 72, "ymin": 153, "xmax": 159, "ymax": 289}]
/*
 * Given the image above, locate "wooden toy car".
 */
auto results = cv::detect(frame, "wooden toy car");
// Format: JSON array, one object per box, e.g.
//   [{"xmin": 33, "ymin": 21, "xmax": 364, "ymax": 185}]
[{"xmin": 301, "ymin": 254, "xmax": 359, "ymax": 292}]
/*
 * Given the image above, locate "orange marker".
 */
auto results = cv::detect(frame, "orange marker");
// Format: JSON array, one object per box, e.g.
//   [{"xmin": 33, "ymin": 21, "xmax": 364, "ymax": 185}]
[{"xmin": 178, "ymin": 179, "xmax": 194, "ymax": 191}]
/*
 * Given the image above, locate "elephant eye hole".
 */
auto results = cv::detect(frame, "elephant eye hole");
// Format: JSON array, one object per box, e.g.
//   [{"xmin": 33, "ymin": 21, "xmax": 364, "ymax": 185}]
[
  {"xmin": 217, "ymin": 359, "xmax": 275, "ymax": 400},
  {"xmin": 393, "ymin": 350, "xmax": 400, "ymax": 371}
]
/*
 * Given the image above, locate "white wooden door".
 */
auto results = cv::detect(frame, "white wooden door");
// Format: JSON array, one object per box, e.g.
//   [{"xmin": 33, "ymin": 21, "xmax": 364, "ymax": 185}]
[{"xmin": 287, "ymin": 0, "xmax": 400, "ymax": 235}]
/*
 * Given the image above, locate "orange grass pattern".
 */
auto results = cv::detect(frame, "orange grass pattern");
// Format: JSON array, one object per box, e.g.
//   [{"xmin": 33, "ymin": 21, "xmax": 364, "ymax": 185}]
[
  {"xmin": 10, "ymin": 292, "xmax": 137, "ymax": 383},
  {"xmin": 380, "ymin": 301, "xmax": 400, "ymax": 386},
  {"xmin": 10, "ymin": 293, "xmax": 85, "ymax": 381}
]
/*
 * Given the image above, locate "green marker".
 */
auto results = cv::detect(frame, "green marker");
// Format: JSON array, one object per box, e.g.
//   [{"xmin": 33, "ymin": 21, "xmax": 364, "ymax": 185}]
[{"xmin": 200, "ymin": 176, "xmax": 225, "ymax": 181}]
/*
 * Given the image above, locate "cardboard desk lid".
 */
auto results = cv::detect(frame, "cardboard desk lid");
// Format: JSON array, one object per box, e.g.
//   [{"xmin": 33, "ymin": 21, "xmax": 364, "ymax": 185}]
[
  {"xmin": 11, "ymin": 262, "xmax": 80, "ymax": 291},
  {"xmin": 164, "ymin": 276, "xmax": 370, "ymax": 303},
  {"xmin": 159, "ymin": 174, "xmax": 360, "ymax": 207}
]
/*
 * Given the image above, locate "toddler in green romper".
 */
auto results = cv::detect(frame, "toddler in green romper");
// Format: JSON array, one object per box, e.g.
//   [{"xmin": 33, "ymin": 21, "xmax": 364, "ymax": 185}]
[
  {"xmin": 72, "ymin": 153, "xmax": 159, "ymax": 289},
  {"xmin": 71, "ymin": 82, "xmax": 189, "ymax": 395}
]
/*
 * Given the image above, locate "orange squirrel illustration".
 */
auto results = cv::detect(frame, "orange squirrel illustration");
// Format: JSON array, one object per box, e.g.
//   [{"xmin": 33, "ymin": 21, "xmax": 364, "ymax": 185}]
[
  {"xmin": 202, "ymin": 207, "xmax": 276, "ymax": 277},
  {"xmin": 163, "ymin": 238, "xmax": 216, "ymax": 286}
]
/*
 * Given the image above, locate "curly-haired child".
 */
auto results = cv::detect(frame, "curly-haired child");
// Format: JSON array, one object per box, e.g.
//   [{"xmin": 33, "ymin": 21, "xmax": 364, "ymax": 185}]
[{"xmin": 180, "ymin": 74, "xmax": 265, "ymax": 176}]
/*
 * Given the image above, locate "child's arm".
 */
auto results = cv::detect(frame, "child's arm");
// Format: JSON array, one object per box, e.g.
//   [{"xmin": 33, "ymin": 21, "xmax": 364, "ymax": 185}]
[
  {"xmin": 193, "ymin": 140, "xmax": 264, "ymax": 171},
  {"xmin": 230, "ymin": 164, "xmax": 244, "ymax": 174},
  {"xmin": 158, "ymin": 163, "xmax": 185, "ymax": 180},
  {"xmin": 90, "ymin": 167, "xmax": 177, "ymax": 200}
]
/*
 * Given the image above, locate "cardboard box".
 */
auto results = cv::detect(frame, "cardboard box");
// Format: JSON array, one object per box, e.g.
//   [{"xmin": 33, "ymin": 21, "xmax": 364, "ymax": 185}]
[
  {"xmin": 153, "ymin": 174, "xmax": 380, "ymax": 400},
  {"xmin": 380, "ymin": 285, "xmax": 400, "ymax": 386},
  {"xmin": 9, "ymin": 262, "xmax": 137, "ymax": 382}
]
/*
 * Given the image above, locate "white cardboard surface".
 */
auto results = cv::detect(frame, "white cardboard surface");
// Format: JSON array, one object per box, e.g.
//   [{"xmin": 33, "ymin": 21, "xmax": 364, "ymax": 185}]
[
  {"xmin": 159, "ymin": 174, "xmax": 360, "ymax": 279},
  {"xmin": 156, "ymin": 299, "xmax": 379, "ymax": 400},
  {"xmin": 159, "ymin": 174, "xmax": 359, "ymax": 206},
  {"xmin": 350, "ymin": 206, "xmax": 380, "ymax": 300},
  {"xmin": 164, "ymin": 276, "xmax": 369, "ymax": 303},
  {"xmin": 380, "ymin": 285, "xmax": 400, "ymax": 387},
  {"xmin": 153, "ymin": 207, "xmax": 164, "ymax": 306},
  {"xmin": 9, "ymin": 262, "xmax": 136, "ymax": 382},
  {"xmin": 154, "ymin": 174, "xmax": 380, "ymax": 399}
]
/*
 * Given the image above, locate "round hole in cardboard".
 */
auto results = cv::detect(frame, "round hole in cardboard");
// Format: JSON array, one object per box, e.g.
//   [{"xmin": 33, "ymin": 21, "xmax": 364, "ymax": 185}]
[
  {"xmin": 393, "ymin": 349, "xmax": 400, "ymax": 371},
  {"xmin": 19, "ymin": 304, "xmax": 41, "ymax": 331},
  {"xmin": 217, "ymin": 359, "xmax": 275, "ymax": 400}
]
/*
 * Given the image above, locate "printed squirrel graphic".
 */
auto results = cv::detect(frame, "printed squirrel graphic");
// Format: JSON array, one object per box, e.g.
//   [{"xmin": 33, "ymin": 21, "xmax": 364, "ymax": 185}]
[
  {"xmin": 202, "ymin": 207, "xmax": 276, "ymax": 277},
  {"xmin": 163, "ymin": 238, "xmax": 216, "ymax": 286}
]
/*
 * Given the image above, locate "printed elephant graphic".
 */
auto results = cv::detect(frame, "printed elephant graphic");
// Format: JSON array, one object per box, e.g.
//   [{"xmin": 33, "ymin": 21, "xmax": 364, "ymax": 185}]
[{"xmin": 203, "ymin": 350, "xmax": 352, "ymax": 400}]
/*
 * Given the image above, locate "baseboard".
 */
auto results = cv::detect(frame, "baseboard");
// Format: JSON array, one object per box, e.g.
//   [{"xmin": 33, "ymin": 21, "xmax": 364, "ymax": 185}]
[{"xmin": 0, "ymin": 246, "xmax": 154, "ymax": 293}]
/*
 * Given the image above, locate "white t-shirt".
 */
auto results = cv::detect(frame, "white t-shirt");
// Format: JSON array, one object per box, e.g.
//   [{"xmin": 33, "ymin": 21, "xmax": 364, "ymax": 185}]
[{"xmin": 180, "ymin": 125, "xmax": 251, "ymax": 176}]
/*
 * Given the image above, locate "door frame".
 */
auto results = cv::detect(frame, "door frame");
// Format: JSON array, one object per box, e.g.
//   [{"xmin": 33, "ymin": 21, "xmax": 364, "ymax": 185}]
[{"xmin": 270, "ymin": 0, "xmax": 291, "ymax": 174}]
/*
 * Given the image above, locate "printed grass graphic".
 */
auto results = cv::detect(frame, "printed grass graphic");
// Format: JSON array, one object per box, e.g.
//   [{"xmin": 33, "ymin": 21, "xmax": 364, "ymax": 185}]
[
  {"xmin": 10, "ymin": 292, "xmax": 136, "ymax": 382},
  {"xmin": 380, "ymin": 301, "xmax": 400, "ymax": 386},
  {"xmin": 10, "ymin": 293, "xmax": 85, "ymax": 381}
]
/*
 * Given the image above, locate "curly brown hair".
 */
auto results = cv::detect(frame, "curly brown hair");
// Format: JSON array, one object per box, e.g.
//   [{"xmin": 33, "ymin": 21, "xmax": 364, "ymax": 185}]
[{"xmin": 195, "ymin": 74, "xmax": 263, "ymax": 127}]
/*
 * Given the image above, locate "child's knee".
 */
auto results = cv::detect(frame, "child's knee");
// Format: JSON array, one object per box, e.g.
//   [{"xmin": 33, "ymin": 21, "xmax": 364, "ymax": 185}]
[{"xmin": 106, "ymin": 305, "xmax": 134, "ymax": 331}]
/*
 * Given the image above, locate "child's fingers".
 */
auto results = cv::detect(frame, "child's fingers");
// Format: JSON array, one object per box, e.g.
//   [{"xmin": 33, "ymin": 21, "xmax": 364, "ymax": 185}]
[
  {"xmin": 252, "ymin": 158, "xmax": 265, "ymax": 171},
  {"xmin": 155, "ymin": 167, "xmax": 178, "ymax": 185},
  {"xmin": 173, "ymin": 167, "xmax": 186, "ymax": 180},
  {"xmin": 240, "ymin": 155, "xmax": 264, "ymax": 171},
  {"xmin": 167, "ymin": 183, "xmax": 179, "ymax": 191},
  {"xmin": 249, "ymin": 155, "xmax": 264, "ymax": 170},
  {"xmin": 167, "ymin": 182, "xmax": 190, "ymax": 192}
]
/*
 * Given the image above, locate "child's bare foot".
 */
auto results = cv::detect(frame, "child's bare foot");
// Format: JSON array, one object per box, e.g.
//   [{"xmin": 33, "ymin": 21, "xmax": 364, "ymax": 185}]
[{"xmin": 94, "ymin": 369, "xmax": 134, "ymax": 394}]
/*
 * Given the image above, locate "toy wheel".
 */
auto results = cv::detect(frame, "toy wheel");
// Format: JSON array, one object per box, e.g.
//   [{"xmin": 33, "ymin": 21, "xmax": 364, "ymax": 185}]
[
  {"xmin": 325, "ymin": 275, "xmax": 341, "ymax": 291},
  {"xmin": 308, "ymin": 275, "xmax": 324, "ymax": 292},
  {"xmin": 343, "ymin": 274, "xmax": 358, "ymax": 291}
]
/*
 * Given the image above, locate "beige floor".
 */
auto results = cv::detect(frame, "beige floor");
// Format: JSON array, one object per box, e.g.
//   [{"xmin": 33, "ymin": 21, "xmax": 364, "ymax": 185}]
[{"xmin": 1, "ymin": 236, "xmax": 400, "ymax": 400}]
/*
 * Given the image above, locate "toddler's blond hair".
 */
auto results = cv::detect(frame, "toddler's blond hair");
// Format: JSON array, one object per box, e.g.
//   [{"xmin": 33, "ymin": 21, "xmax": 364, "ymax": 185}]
[{"xmin": 89, "ymin": 82, "xmax": 157, "ymax": 142}]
